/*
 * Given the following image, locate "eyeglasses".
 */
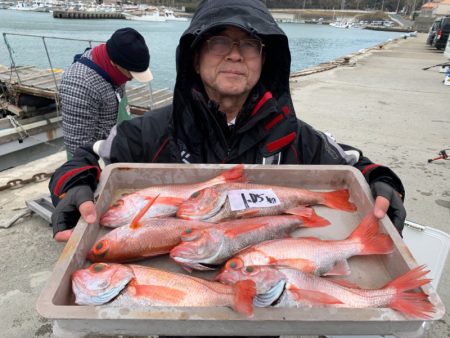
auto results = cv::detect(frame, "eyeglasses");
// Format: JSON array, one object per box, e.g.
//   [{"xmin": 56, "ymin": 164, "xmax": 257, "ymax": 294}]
[{"xmin": 206, "ymin": 36, "xmax": 264, "ymax": 59}]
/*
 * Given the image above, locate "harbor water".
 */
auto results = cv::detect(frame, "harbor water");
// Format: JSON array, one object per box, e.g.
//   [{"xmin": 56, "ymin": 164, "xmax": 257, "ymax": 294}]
[{"xmin": 0, "ymin": 11, "xmax": 405, "ymax": 90}]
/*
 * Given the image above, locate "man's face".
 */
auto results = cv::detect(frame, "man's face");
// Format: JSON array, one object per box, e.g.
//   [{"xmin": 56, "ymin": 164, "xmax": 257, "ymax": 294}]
[{"xmin": 196, "ymin": 26, "xmax": 264, "ymax": 103}]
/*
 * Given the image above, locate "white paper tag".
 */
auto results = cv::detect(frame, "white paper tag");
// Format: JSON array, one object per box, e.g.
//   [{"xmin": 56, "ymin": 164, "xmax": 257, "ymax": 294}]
[{"xmin": 228, "ymin": 189, "xmax": 281, "ymax": 211}]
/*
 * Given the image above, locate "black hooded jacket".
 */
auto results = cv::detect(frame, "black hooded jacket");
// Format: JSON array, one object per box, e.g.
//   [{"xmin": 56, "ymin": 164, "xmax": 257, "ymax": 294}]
[{"xmin": 49, "ymin": 0, "xmax": 404, "ymax": 204}]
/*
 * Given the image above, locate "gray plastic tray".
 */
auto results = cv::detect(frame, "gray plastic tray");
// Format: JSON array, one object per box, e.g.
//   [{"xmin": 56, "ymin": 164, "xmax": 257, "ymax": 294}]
[{"xmin": 37, "ymin": 164, "xmax": 445, "ymax": 337}]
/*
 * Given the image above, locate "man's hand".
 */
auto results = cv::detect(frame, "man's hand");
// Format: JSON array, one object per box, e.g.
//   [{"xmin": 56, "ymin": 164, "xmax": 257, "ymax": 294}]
[
  {"xmin": 371, "ymin": 181, "xmax": 406, "ymax": 235},
  {"xmin": 51, "ymin": 185, "xmax": 97, "ymax": 242}
]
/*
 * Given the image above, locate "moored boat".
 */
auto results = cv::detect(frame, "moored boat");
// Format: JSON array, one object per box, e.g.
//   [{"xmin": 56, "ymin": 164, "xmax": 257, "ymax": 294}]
[
  {"xmin": 163, "ymin": 9, "xmax": 188, "ymax": 22},
  {"xmin": 126, "ymin": 9, "xmax": 166, "ymax": 22}
]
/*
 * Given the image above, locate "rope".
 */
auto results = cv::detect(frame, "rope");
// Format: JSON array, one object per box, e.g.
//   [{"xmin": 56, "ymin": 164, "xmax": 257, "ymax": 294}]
[
  {"xmin": 6, "ymin": 115, "xmax": 29, "ymax": 141},
  {"xmin": 6, "ymin": 114, "xmax": 64, "ymax": 150}
]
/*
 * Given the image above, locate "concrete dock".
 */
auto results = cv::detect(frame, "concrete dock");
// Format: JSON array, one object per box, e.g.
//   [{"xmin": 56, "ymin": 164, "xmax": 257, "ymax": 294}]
[{"xmin": 0, "ymin": 33, "xmax": 448, "ymax": 337}]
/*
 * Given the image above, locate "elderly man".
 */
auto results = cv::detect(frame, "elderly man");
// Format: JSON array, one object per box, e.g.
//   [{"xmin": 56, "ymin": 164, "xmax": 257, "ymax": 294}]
[{"xmin": 49, "ymin": 0, "xmax": 405, "ymax": 242}]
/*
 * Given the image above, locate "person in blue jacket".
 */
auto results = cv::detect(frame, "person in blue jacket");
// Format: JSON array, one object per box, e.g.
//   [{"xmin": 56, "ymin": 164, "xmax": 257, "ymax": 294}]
[{"xmin": 49, "ymin": 0, "xmax": 406, "ymax": 242}]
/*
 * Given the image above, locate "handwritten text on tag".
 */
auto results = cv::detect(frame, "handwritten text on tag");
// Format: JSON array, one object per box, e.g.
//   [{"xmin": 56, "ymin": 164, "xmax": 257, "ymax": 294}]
[{"xmin": 228, "ymin": 189, "xmax": 281, "ymax": 211}]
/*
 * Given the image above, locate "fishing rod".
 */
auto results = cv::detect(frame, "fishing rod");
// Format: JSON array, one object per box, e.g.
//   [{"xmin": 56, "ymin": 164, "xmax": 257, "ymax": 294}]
[{"xmin": 428, "ymin": 149, "xmax": 449, "ymax": 163}]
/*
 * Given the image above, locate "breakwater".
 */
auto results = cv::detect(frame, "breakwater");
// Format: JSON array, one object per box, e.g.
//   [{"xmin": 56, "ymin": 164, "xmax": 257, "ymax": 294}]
[{"xmin": 52, "ymin": 10, "xmax": 125, "ymax": 19}]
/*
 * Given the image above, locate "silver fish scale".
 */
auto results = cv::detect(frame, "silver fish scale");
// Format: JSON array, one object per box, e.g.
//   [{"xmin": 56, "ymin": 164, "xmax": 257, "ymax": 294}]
[{"xmin": 213, "ymin": 216, "xmax": 303, "ymax": 264}]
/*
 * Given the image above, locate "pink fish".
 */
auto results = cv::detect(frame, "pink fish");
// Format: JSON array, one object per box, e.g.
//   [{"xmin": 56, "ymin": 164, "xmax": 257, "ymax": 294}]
[
  {"xmin": 216, "ymin": 264, "xmax": 435, "ymax": 319},
  {"xmin": 177, "ymin": 182, "xmax": 356, "ymax": 222},
  {"xmin": 170, "ymin": 210, "xmax": 329, "ymax": 271},
  {"xmin": 100, "ymin": 164, "xmax": 245, "ymax": 227},
  {"xmin": 72, "ymin": 263, "xmax": 256, "ymax": 316},
  {"xmin": 223, "ymin": 214, "xmax": 393, "ymax": 276},
  {"xmin": 87, "ymin": 218, "xmax": 211, "ymax": 263}
]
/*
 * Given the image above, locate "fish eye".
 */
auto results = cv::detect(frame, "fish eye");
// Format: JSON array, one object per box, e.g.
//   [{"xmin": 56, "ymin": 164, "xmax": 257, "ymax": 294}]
[
  {"xmin": 244, "ymin": 266, "xmax": 259, "ymax": 275},
  {"xmin": 181, "ymin": 228, "xmax": 200, "ymax": 241},
  {"xmin": 93, "ymin": 239, "xmax": 110, "ymax": 256},
  {"xmin": 91, "ymin": 263, "xmax": 108, "ymax": 273},
  {"xmin": 191, "ymin": 191, "xmax": 200, "ymax": 199},
  {"xmin": 225, "ymin": 258, "xmax": 244, "ymax": 270}
]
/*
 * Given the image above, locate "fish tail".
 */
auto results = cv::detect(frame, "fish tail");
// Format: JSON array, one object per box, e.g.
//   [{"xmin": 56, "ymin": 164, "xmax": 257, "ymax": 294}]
[
  {"xmin": 386, "ymin": 265, "xmax": 434, "ymax": 319},
  {"xmin": 348, "ymin": 213, "xmax": 393, "ymax": 255},
  {"xmin": 286, "ymin": 206, "xmax": 330, "ymax": 227},
  {"xmin": 232, "ymin": 280, "xmax": 256, "ymax": 317},
  {"xmin": 208, "ymin": 164, "xmax": 246, "ymax": 186},
  {"xmin": 321, "ymin": 189, "xmax": 357, "ymax": 211},
  {"xmin": 386, "ymin": 265, "xmax": 432, "ymax": 292}
]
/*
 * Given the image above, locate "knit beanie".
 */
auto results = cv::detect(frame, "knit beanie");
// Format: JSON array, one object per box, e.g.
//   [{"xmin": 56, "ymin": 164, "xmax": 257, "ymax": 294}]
[{"xmin": 106, "ymin": 27, "xmax": 153, "ymax": 82}]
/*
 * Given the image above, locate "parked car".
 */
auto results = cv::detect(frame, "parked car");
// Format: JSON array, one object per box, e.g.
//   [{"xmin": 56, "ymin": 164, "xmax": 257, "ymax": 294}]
[
  {"xmin": 426, "ymin": 17, "xmax": 443, "ymax": 46},
  {"xmin": 432, "ymin": 16, "xmax": 450, "ymax": 50}
]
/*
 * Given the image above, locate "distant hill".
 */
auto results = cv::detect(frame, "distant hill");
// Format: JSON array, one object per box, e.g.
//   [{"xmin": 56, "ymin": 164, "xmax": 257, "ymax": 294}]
[{"xmin": 147, "ymin": 0, "xmax": 418, "ymax": 14}]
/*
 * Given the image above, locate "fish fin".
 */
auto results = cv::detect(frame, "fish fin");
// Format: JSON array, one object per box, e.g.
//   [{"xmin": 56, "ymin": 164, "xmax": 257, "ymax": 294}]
[
  {"xmin": 321, "ymin": 189, "xmax": 357, "ymax": 211},
  {"xmin": 285, "ymin": 206, "xmax": 330, "ymax": 227},
  {"xmin": 329, "ymin": 278, "xmax": 360, "ymax": 289},
  {"xmin": 385, "ymin": 265, "xmax": 434, "ymax": 319},
  {"xmin": 232, "ymin": 279, "xmax": 256, "ymax": 317},
  {"xmin": 206, "ymin": 164, "xmax": 247, "ymax": 188},
  {"xmin": 131, "ymin": 283, "xmax": 186, "ymax": 304},
  {"xmin": 224, "ymin": 222, "xmax": 269, "ymax": 238},
  {"xmin": 221, "ymin": 164, "xmax": 247, "ymax": 183},
  {"xmin": 130, "ymin": 194, "xmax": 160, "ymax": 229},
  {"xmin": 274, "ymin": 258, "xmax": 316, "ymax": 273},
  {"xmin": 152, "ymin": 196, "xmax": 184, "ymax": 206},
  {"xmin": 288, "ymin": 286, "xmax": 344, "ymax": 305},
  {"xmin": 324, "ymin": 260, "xmax": 351, "ymax": 276},
  {"xmin": 389, "ymin": 291, "xmax": 435, "ymax": 319},
  {"xmin": 182, "ymin": 265, "xmax": 193, "ymax": 273},
  {"xmin": 385, "ymin": 265, "xmax": 432, "ymax": 292},
  {"xmin": 347, "ymin": 213, "xmax": 394, "ymax": 255}
]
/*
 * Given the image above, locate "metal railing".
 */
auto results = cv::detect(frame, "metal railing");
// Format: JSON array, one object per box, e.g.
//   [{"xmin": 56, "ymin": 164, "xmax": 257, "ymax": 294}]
[
  {"xmin": 2, "ymin": 32, "xmax": 104, "ymax": 90},
  {"xmin": 1, "ymin": 32, "xmax": 156, "ymax": 110}
]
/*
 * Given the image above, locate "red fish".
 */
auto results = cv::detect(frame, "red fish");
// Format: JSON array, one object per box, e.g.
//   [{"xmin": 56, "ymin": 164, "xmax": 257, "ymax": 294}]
[
  {"xmin": 100, "ymin": 164, "xmax": 246, "ymax": 227},
  {"xmin": 223, "ymin": 214, "xmax": 393, "ymax": 276},
  {"xmin": 177, "ymin": 182, "xmax": 356, "ymax": 222},
  {"xmin": 72, "ymin": 263, "xmax": 256, "ymax": 316},
  {"xmin": 170, "ymin": 210, "xmax": 329, "ymax": 271},
  {"xmin": 216, "ymin": 264, "xmax": 435, "ymax": 319},
  {"xmin": 87, "ymin": 218, "xmax": 212, "ymax": 263}
]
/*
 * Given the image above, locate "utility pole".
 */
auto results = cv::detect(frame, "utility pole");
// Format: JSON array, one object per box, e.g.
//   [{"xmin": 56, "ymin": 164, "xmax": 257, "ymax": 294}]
[
  {"xmin": 395, "ymin": 0, "xmax": 401, "ymax": 13},
  {"xmin": 411, "ymin": 0, "xmax": 418, "ymax": 19}
]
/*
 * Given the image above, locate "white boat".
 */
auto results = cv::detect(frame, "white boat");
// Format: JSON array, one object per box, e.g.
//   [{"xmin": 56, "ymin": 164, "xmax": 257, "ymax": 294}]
[
  {"xmin": 0, "ymin": 1, "xmax": 14, "ymax": 9},
  {"xmin": 163, "ymin": 9, "xmax": 188, "ymax": 22},
  {"xmin": 126, "ymin": 9, "xmax": 166, "ymax": 22},
  {"xmin": 329, "ymin": 21, "xmax": 350, "ymax": 28},
  {"xmin": 329, "ymin": 20, "xmax": 361, "ymax": 29},
  {"xmin": 8, "ymin": 1, "xmax": 34, "ymax": 10}
]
